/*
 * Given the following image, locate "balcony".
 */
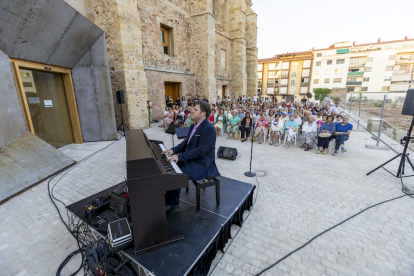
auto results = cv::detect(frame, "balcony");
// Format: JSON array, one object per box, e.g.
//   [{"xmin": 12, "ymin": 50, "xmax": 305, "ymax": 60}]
[
  {"xmin": 390, "ymin": 83, "xmax": 409, "ymax": 92},
  {"xmin": 393, "ymin": 69, "xmax": 411, "ymax": 75},
  {"xmin": 348, "ymin": 71, "xmax": 364, "ymax": 76},
  {"xmin": 281, "ymin": 75, "xmax": 289, "ymax": 79},
  {"xmin": 346, "ymin": 82, "xmax": 362, "ymax": 86},
  {"xmin": 279, "ymin": 90, "xmax": 287, "ymax": 95},
  {"xmin": 392, "ymin": 74, "xmax": 411, "ymax": 81},
  {"xmin": 349, "ymin": 61, "xmax": 366, "ymax": 67},
  {"xmin": 301, "ymin": 82, "xmax": 309, "ymax": 86},
  {"xmin": 410, "ymin": 80, "xmax": 414, "ymax": 84},
  {"xmin": 396, "ymin": 57, "xmax": 414, "ymax": 64}
]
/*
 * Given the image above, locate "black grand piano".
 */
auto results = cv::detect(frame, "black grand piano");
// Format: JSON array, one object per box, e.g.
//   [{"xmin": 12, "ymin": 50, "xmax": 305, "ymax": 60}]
[{"xmin": 126, "ymin": 129, "xmax": 189, "ymax": 255}]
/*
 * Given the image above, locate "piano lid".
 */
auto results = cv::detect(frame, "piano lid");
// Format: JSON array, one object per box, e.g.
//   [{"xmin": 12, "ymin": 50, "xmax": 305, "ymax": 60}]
[{"xmin": 126, "ymin": 129, "xmax": 154, "ymax": 161}]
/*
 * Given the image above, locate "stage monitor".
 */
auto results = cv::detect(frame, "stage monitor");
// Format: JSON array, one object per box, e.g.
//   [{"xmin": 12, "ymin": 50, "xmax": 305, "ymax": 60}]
[
  {"xmin": 402, "ymin": 89, "xmax": 414, "ymax": 116},
  {"xmin": 165, "ymin": 124, "xmax": 181, "ymax": 135}
]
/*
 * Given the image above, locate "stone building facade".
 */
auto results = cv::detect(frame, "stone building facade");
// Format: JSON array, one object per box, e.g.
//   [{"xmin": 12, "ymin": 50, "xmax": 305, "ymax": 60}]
[{"xmin": 65, "ymin": 0, "xmax": 258, "ymax": 127}]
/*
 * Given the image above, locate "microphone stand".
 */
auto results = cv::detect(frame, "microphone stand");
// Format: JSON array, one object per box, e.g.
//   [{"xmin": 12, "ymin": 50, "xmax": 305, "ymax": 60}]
[{"xmin": 244, "ymin": 120, "xmax": 256, "ymax": 177}]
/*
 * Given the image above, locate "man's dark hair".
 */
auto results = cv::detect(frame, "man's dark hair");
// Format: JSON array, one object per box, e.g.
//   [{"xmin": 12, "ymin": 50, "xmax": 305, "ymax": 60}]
[{"xmin": 195, "ymin": 101, "xmax": 211, "ymax": 118}]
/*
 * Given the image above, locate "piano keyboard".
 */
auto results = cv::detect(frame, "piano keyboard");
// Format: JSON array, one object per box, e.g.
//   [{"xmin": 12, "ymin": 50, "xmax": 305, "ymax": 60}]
[{"xmin": 151, "ymin": 142, "xmax": 183, "ymax": 174}]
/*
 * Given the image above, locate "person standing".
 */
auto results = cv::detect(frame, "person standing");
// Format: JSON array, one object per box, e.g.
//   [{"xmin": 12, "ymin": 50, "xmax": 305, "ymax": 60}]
[
  {"xmin": 162, "ymin": 101, "xmax": 220, "ymax": 212},
  {"xmin": 147, "ymin": 100, "xmax": 153, "ymax": 128}
]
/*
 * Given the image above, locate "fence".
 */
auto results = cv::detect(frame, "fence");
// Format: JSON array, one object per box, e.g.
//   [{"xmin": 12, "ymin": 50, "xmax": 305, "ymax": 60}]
[{"xmin": 343, "ymin": 92, "xmax": 413, "ymax": 154}]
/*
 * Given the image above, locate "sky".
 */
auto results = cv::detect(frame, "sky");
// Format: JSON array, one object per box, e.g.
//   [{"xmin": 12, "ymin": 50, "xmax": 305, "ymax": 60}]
[{"xmin": 253, "ymin": 0, "xmax": 414, "ymax": 59}]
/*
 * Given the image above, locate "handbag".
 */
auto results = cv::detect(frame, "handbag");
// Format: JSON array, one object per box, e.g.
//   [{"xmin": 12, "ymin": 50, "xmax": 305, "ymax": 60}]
[
  {"xmin": 234, "ymin": 131, "xmax": 240, "ymax": 140},
  {"xmin": 318, "ymin": 132, "xmax": 332, "ymax": 138}
]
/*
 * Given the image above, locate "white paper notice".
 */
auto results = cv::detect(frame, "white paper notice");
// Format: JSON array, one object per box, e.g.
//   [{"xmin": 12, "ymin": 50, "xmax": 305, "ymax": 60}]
[{"xmin": 44, "ymin": 100, "xmax": 53, "ymax": 107}]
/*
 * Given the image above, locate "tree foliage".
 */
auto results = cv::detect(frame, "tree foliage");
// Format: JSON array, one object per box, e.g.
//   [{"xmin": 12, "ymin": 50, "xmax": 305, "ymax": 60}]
[{"xmin": 313, "ymin": 88, "xmax": 331, "ymax": 101}]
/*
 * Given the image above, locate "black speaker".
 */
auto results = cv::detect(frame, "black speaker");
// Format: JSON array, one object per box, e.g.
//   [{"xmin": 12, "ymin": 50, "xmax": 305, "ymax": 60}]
[
  {"xmin": 116, "ymin": 90, "xmax": 125, "ymax": 104},
  {"xmin": 217, "ymin": 146, "xmax": 237, "ymax": 161},
  {"xmin": 402, "ymin": 89, "xmax": 414, "ymax": 116}
]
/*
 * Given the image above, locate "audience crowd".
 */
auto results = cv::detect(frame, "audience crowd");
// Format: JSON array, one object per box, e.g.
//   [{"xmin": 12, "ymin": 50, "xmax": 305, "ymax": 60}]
[{"xmin": 158, "ymin": 94, "xmax": 352, "ymax": 156}]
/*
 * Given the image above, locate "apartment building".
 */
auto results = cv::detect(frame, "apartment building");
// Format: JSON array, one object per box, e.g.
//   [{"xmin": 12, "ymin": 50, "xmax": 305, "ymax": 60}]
[
  {"xmin": 258, "ymin": 51, "xmax": 313, "ymax": 102},
  {"xmin": 310, "ymin": 38, "xmax": 414, "ymax": 94}
]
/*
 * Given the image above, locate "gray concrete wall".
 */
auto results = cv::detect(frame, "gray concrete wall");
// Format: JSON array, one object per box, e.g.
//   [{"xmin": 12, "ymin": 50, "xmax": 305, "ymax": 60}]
[
  {"xmin": 71, "ymin": 35, "xmax": 117, "ymax": 141},
  {"xmin": 0, "ymin": 131, "xmax": 75, "ymax": 203},
  {"xmin": 0, "ymin": 0, "xmax": 103, "ymax": 68},
  {"xmin": 0, "ymin": 50, "xmax": 26, "ymax": 151}
]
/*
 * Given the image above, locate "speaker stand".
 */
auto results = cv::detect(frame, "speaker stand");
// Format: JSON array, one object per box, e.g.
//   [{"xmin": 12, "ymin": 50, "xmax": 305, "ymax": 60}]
[
  {"xmin": 117, "ymin": 104, "xmax": 130, "ymax": 137},
  {"xmin": 367, "ymin": 116, "xmax": 414, "ymax": 178}
]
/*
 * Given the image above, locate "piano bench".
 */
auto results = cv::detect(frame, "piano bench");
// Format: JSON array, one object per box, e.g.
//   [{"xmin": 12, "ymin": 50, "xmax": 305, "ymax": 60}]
[{"xmin": 185, "ymin": 177, "xmax": 220, "ymax": 211}]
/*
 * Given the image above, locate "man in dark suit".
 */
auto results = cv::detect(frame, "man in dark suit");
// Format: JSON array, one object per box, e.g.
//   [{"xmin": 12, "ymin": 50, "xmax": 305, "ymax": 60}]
[{"xmin": 162, "ymin": 101, "xmax": 220, "ymax": 212}]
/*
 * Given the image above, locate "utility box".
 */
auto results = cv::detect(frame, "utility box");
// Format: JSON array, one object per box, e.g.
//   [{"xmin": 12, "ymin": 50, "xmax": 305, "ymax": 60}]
[{"xmin": 367, "ymin": 118, "xmax": 381, "ymax": 132}]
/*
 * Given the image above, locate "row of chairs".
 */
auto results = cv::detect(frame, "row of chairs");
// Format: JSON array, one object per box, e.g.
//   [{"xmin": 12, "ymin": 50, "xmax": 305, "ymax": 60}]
[{"xmin": 222, "ymin": 125, "xmax": 342, "ymax": 152}]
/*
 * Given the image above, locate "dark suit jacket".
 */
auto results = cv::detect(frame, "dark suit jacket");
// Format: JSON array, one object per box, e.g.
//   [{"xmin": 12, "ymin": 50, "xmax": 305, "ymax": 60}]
[{"xmin": 172, "ymin": 119, "xmax": 220, "ymax": 181}]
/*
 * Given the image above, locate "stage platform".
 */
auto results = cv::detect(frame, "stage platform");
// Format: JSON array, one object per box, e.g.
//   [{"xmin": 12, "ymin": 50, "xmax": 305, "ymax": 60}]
[{"xmin": 67, "ymin": 176, "xmax": 255, "ymax": 276}]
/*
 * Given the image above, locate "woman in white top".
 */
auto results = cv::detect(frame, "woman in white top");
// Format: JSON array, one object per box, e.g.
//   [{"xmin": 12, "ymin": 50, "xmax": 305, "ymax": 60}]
[
  {"xmin": 300, "ymin": 115, "xmax": 318, "ymax": 151},
  {"xmin": 181, "ymin": 96, "xmax": 187, "ymax": 110},
  {"xmin": 294, "ymin": 113, "xmax": 302, "ymax": 126},
  {"xmin": 269, "ymin": 114, "xmax": 284, "ymax": 146}
]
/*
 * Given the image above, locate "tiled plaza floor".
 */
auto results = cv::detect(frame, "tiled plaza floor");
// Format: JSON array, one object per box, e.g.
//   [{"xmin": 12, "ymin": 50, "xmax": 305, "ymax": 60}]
[{"xmin": 1, "ymin": 124, "xmax": 413, "ymax": 276}]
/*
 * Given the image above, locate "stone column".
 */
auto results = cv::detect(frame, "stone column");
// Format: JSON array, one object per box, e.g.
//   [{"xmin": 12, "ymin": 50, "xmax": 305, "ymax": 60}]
[
  {"xmin": 92, "ymin": 0, "xmax": 149, "ymax": 129},
  {"xmin": 246, "ymin": 5, "xmax": 258, "ymax": 98},
  {"xmin": 229, "ymin": 0, "xmax": 247, "ymax": 98},
  {"xmin": 191, "ymin": 0, "xmax": 216, "ymax": 102}
]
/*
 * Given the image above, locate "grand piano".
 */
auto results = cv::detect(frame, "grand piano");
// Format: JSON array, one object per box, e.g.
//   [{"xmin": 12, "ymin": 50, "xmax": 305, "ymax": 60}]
[{"xmin": 126, "ymin": 129, "xmax": 189, "ymax": 255}]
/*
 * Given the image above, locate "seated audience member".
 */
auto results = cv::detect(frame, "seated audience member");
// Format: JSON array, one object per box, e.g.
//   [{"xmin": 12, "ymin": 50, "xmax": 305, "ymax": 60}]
[
  {"xmin": 287, "ymin": 108, "xmax": 294, "ymax": 116},
  {"xmin": 253, "ymin": 108, "xmax": 260, "ymax": 124},
  {"xmin": 269, "ymin": 114, "xmax": 284, "ymax": 146},
  {"xmin": 183, "ymin": 111, "xmax": 193, "ymax": 127},
  {"xmin": 294, "ymin": 113, "xmax": 302, "ymax": 126},
  {"xmin": 253, "ymin": 112, "xmax": 268, "ymax": 144},
  {"xmin": 316, "ymin": 115, "xmax": 335, "ymax": 154},
  {"xmin": 284, "ymin": 115, "xmax": 299, "ymax": 149},
  {"xmin": 209, "ymin": 109, "xmax": 216, "ymax": 124},
  {"xmin": 300, "ymin": 115, "xmax": 318, "ymax": 151},
  {"xmin": 224, "ymin": 106, "xmax": 232, "ymax": 120},
  {"xmin": 325, "ymin": 103, "xmax": 333, "ymax": 115},
  {"xmin": 163, "ymin": 107, "xmax": 174, "ymax": 129},
  {"xmin": 227, "ymin": 111, "xmax": 240, "ymax": 139},
  {"xmin": 240, "ymin": 112, "xmax": 253, "ymax": 142},
  {"xmin": 266, "ymin": 110, "xmax": 275, "ymax": 137},
  {"xmin": 332, "ymin": 102, "xmax": 344, "ymax": 115},
  {"xmin": 317, "ymin": 114, "xmax": 327, "ymax": 129},
  {"xmin": 214, "ymin": 108, "xmax": 227, "ymax": 136},
  {"xmin": 334, "ymin": 115, "xmax": 343, "ymax": 123},
  {"xmin": 159, "ymin": 107, "xmax": 170, "ymax": 128},
  {"xmin": 281, "ymin": 112, "xmax": 289, "ymax": 123},
  {"xmin": 237, "ymin": 108, "xmax": 245, "ymax": 119},
  {"xmin": 181, "ymin": 96, "xmax": 187, "ymax": 110},
  {"xmin": 313, "ymin": 104, "xmax": 323, "ymax": 114},
  {"xmin": 332, "ymin": 115, "xmax": 353, "ymax": 156},
  {"xmin": 176, "ymin": 106, "xmax": 185, "ymax": 124},
  {"xmin": 331, "ymin": 111, "xmax": 338, "ymax": 120}
]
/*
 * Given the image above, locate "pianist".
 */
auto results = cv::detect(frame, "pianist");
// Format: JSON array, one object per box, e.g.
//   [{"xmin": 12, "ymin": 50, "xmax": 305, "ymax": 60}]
[{"xmin": 162, "ymin": 101, "xmax": 220, "ymax": 212}]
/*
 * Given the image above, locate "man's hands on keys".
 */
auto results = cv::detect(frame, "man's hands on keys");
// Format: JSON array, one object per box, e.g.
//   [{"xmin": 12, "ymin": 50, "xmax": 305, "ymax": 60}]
[
  {"xmin": 168, "ymin": 154, "xmax": 179, "ymax": 163},
  {"xmin": 161, "ymin": 149, "xmax": 174, "ymax": 156},
  {"xmin": 161, "ymin": 149, "xmax": 178, "ymax": 163}
]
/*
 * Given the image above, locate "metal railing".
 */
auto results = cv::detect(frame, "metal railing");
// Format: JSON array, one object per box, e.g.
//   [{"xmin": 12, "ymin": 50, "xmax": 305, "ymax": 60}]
[{"xmin": 344, "ymin": 92, "xmax": 413, "ymax": 155}]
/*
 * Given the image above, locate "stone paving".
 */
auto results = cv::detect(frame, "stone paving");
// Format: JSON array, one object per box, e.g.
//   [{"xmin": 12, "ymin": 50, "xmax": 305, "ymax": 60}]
[{"xmin": 1, "ymin": 125, "xmax": 414, "ymax": 276}]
